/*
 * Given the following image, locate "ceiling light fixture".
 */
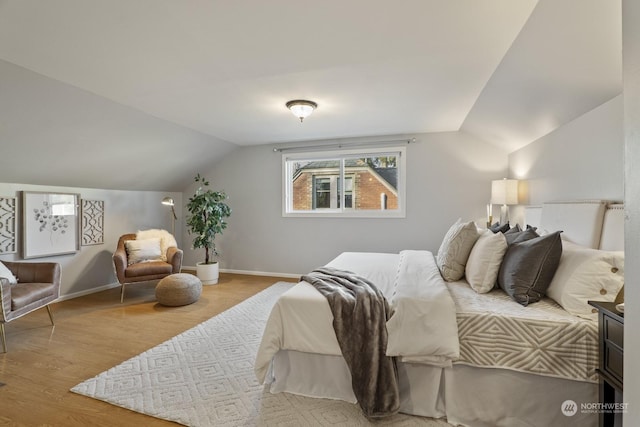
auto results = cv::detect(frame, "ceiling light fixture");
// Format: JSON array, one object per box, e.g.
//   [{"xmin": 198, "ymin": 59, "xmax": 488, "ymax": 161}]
[{"xmin": 286, "ymin": 99, "xmax": 317, "ymax": 122}]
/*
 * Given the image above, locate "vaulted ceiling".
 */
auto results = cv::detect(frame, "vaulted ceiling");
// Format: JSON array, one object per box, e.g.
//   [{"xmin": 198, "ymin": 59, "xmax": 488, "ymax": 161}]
[{"xmin": 0, "ymin": 0, "xmax": 621, "ymax": 190}]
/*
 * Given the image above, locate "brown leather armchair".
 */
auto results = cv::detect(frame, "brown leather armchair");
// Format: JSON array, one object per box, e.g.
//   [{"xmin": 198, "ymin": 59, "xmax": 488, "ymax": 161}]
[
  {"xmin": 0, "ymin": 261, "xmax": 61, "ymax": 353},
  {"xmin": 113, "ymin": 233, "xmax": 183, "ymax": 302}
]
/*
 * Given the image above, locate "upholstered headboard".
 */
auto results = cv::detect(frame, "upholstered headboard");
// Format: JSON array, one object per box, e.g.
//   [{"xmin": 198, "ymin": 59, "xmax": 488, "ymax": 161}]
[
  {"xmin": 524, "ymin": 200, "xmax": 623, "ymax": 251},
  {"xmin": 599, "ymin": 204, "xmax": 624, "ymax": 251}
]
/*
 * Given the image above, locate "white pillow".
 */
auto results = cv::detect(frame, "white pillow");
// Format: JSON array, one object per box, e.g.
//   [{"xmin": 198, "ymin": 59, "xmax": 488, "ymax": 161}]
[
  {"xmin": 136, "ymin": 229, "xmax": 177, "ymax": 261},
  {"xmin": 0, "ymin": 261, "xmax": 18, "ymax": 285},
  {"xmin": 436, "ymin": 219, "xmax": 480, "ymax": 282},
  {"xmin": 465, "ymin": 230, "xmax": 508, "ymax": 293},
  {"xmin": 125, "ymin": 238, "xmax": 163, "ymax": 265},
  {"xmin": 547, "ymin": 241, "xmax": 624, "ymax": 319}
]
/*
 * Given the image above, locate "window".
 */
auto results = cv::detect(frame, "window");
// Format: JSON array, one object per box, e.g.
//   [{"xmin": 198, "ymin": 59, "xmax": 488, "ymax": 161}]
[
  {"xmin": 283, "ymin": 147, "xmax": 406, "ymax": 217},
  {"xmin": 313, "ymin": 176, "xmax": 332, "ymax": 208},
  {"xmin": 310, "ymin": 175, "xmax": 353, "ymax": 209}
]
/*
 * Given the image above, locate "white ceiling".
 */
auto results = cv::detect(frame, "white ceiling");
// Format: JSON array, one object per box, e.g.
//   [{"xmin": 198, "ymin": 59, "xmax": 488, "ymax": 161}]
[{"xmin": 0, "ymin": 0, "xmax": 622, "ymax": 190}]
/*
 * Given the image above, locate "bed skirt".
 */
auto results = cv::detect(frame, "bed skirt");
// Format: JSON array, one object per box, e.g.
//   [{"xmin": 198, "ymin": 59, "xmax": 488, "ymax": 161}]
[{"xmin": 265, "ymin": 350, "xmax": 597, "ymax": 427}]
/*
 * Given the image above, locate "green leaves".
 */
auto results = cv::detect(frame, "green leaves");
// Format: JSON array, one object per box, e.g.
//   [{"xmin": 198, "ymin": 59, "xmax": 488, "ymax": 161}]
[{"xmin": 186, "ymin": 175, "xmax": 231, "ymax": 264}]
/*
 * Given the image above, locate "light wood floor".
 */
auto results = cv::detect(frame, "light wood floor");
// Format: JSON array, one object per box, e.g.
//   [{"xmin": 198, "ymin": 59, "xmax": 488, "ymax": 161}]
[{"xmin": 0, "ymin": 273, "xmax": 297, "ymax": 426}]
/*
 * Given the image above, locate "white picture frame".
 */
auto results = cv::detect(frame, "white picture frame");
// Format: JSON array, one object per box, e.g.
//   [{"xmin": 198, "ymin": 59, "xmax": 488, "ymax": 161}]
[{"xmin": 22, "ymin": 191, "xmax": 80, "ymax": 259}]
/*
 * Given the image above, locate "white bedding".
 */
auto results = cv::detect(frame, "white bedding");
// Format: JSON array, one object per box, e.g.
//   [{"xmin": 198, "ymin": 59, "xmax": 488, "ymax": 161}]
[
  {"xmin": 255, "ymin": 200, "xmax": 616, "ymax": 426},
  {"xmin": 255, "ymin": 250, "xmax": 460, "ymax": 382},
  {"xmin": 255, "ymin": 248, "xmax": 600, "ymax": 426},
  {"xmin": 267, "ymin": 351, "xmax": 597, "ymax": 426}
]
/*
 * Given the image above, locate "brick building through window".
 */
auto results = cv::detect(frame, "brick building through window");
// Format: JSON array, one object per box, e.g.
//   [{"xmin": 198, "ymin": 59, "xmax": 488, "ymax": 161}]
[{"xmin": 291, "ymin": 158, "xmax": 398, "ymax": 211}]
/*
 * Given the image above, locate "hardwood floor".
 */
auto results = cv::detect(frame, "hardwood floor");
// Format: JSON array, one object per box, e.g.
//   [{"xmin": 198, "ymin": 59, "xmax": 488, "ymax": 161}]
[{"xmin": 0, "ymin": 273, "xmax": 297, "ymax": 426}]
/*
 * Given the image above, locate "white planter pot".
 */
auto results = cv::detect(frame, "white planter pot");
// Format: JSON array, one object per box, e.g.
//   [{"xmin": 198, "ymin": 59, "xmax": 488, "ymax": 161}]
[{"xmin": 196, "ymin": 262, "xmax": 219, "ymax": 285}]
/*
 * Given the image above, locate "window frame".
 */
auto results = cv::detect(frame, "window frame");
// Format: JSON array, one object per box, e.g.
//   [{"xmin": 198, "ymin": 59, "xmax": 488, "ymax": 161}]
[{"xmin": 282, "ymin": 146, "xmax": 406, "ymax": 218}]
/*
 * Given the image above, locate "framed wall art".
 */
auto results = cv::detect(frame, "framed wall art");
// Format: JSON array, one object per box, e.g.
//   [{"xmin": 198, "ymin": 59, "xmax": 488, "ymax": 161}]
[
  {"xmin": 0, "ymin": 197, "xmax": 17, "ymax": 254},
  {"xmin": 22, "ymin": 191, "xmax": 80, "ymax": 259},
  {"xmin": 81, "ymin": 199, "xmax": 104, "ymax": 246}
]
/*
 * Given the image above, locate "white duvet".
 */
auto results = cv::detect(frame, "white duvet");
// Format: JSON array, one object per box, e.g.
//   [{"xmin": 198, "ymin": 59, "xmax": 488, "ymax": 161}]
[{"xmin": 255, "ymin": 250, "xmax": 460, "ymax": 383}]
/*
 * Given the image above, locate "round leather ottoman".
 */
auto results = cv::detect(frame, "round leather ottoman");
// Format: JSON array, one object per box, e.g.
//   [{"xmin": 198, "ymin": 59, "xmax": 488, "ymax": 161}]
[{"xmin": 156, "ymin": 273, "xmax": 202, "ymax": 306}]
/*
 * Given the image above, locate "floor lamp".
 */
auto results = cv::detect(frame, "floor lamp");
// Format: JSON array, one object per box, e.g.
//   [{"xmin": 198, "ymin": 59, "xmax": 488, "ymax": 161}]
[
  {"xmin": 161, "ymin": 197, "xmax": 177, "ymax": 236},
  {"xmin": 491, "ymin": 179, "xmax": 519, "ymax": 225}
]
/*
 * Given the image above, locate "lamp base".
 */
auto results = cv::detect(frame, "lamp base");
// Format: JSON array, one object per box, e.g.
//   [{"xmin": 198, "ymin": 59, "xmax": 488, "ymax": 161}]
[{"xmin": 500, "ymin": 205, "xmax": 510, "ymax": 225}]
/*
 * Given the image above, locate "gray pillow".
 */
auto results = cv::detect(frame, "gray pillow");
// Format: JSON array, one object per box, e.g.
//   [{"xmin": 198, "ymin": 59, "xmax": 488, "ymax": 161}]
[
  {"xmin": 504, "ymin": 227, "xmax": 539, "ymax": 245},
  {"xmin": 498, "ymin": 231, "xmax": 563, "ymax": 306},
  {"xmin": 489, "ymin": 222, "xmax": 510, "ymax": 233}
]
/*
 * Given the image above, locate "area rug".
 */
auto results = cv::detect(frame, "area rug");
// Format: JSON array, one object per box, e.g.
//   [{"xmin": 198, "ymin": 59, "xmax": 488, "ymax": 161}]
[{"xmin": 72, "ymin": 282, "xmax": 450, "ymax": 426}]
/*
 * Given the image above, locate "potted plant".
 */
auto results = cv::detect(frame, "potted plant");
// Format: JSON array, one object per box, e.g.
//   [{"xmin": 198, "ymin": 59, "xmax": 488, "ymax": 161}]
[{"xmin": 186, "ymin": 174, "xmax": 232, "ymax": 285}]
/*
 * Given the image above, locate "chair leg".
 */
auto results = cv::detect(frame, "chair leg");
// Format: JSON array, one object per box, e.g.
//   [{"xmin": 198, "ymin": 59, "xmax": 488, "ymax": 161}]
[
  {"xmin": 120, "ymin": 283, "xmax": 125, "ymax": 303},
  {"xmin": 1, "ymin": 323, "xmax": 6, "ymax": 353},
  {"xmin": 0, "ymin": 308, "xmax": 56, "ymax": 354},
  {"xmin": 46, "ymin": 305, "xmax": 55, "ymax": 326}
]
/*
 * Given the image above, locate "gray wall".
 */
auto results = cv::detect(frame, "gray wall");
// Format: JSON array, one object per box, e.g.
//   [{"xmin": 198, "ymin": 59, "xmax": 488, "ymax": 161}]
[
  {"xmin": 0, "ymin": 182, "xmax": 181, "ymax": 299},
  {"xmin": 181, "ymin": 131, "xmax": 509, "ymax": 275},
  {"xmin": 508, "ymin": 94, "xmax": 624, "ymax": 205},
  {"xmin": 623, "ymin": 0, "xmax": 639, "ymax": 421}
]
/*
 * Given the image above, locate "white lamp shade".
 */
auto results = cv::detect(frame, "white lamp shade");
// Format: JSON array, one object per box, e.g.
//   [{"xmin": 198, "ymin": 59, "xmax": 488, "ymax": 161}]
[{"xmin": 491, "ymin": 179, "xmax": 519, "ymax": 205}]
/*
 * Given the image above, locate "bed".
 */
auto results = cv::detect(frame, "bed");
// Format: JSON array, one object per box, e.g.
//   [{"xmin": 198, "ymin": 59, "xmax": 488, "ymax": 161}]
[{"xmin": 255, "ymin": 201, "xmax": 625, "ymax": 427}]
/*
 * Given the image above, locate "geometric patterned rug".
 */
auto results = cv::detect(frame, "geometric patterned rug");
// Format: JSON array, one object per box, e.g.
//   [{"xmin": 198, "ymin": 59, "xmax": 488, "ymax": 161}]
[{"xmin": 71, "ymin": 282, "xmax": 450, "ymax": 426}]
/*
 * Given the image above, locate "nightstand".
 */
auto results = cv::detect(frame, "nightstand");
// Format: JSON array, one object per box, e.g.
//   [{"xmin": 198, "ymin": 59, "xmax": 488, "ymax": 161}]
[{"xmin": 589, "ymin": 301, "xmax": 624, "ymax": 427}]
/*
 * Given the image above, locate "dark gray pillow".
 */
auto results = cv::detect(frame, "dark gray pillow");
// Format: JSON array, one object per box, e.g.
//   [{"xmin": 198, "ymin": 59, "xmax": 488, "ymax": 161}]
[
  {"xmin": 489, "ymin": 222, "xmax": 510, "ymax": 233},
  {"xmin": 498, "ymin": 231, "xmax": 563, "ymax": 306},
  {"xmin": 504, "ymin": 227, "xmax": 539, "ymax": 245}
]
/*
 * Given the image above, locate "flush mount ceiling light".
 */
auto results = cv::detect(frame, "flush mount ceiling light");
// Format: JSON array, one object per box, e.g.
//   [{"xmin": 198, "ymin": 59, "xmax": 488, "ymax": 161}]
[{"xmin": 286, "ymin": 99, "xmax": 317, "ymax": 122}]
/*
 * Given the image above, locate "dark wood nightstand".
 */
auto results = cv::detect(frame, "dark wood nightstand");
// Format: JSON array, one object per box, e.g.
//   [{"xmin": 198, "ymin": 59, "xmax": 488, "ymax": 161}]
[{"xmin": 589, "ymin": 301, "xmax": 624, "ymax": 427}]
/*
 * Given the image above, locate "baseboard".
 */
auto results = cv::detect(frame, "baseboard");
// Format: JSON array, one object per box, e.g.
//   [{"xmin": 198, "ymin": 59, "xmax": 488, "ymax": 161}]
[
  {"xmin": 57, "ymin": 268, "xmax": 300, "ymax": 302},
  {"xmin": 181, "ymin": 266, "xmax": 300, "ymax": 280},
  {"xmin": 57, "ymin": 282, "xmax": 121, "ymax": 302},
  {"xmin": 222, "ymin": 268, "xmax": 301, "ymax": 279}
]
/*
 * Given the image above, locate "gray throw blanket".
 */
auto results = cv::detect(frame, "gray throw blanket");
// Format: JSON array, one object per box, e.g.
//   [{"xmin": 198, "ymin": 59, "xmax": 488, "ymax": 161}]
[{"xmin": 301, "ymin": 267, "xmax": 399, "ymax": 418}]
